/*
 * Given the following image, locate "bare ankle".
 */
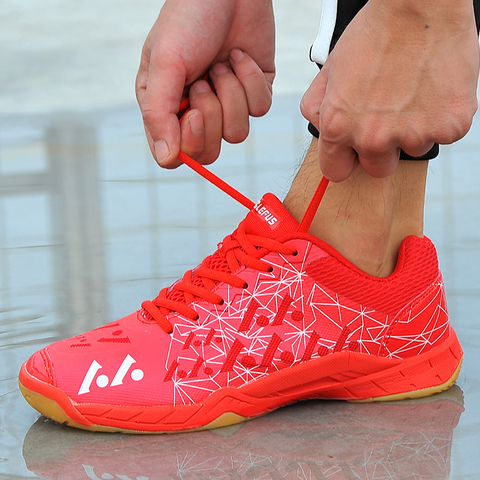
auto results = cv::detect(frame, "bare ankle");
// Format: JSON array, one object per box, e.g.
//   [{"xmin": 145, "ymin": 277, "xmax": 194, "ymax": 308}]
[{"xmin": 284, "ymin": 139, "xmax": 428, "ymax": 277}]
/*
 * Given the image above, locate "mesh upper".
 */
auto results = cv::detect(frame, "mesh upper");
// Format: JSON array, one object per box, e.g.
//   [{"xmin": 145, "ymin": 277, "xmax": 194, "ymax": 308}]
[
  {"xmin": 306, "ymin": 236, "xmax": 439, "ymax": 316},
  {"xmin": 165, "ymin": 250, "xmax": 232, "ymax": 304}
]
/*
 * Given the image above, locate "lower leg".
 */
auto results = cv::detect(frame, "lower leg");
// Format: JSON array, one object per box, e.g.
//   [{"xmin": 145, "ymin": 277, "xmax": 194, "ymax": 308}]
[{"xmin": 284, "ymin": 138, "xmax": 428, "ymax": 277}]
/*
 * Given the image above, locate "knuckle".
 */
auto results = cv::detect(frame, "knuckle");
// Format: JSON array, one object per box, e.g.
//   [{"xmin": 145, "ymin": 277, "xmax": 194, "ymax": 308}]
[
  {"xmin": 319, "ymin": 114, "xmax": 342, "ymax": 142},
  {"xmin": 239, "ymin": 67, "xmax": 261, "ymax": 84},
  {"xmin": 318, "ymin": 104, "xmax": 349, "ymax": 144},
  {"xmin": 196, "ymin": 95, "xmax": 221, "ymax": 116},
  {"xmin": 300, "ymin": 95, "xmax": 317, "ymax": 123},
  {"xmin": 401, "ymin": 130, "xmax": 430, "ymax": 157},
  {"xmin": 436, "ymin": 100, "xmax": 477, "ymax": 144},
  {"xmin": 353, "ymin": 125, "xmax": 389, "ymax": 157},
  {"xmin": 436, "ymin": 118, "xmax": 472, "ymax": 145},
  {"xmin": 319, "ymin": 105, "xmax": 338, "ymax": 131}
]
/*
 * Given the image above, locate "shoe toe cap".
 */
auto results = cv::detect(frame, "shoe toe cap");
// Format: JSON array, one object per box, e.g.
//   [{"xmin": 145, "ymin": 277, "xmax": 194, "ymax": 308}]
[{"xmin": 24, "ymin": 349, "xmax": 54, "ymax": 386}]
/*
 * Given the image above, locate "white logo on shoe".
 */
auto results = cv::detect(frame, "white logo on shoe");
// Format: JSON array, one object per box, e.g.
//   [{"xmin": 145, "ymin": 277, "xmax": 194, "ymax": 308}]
[
  {"xmin": 78, "ymin": 354, "xmax": 144, "ymax": 395},
  {"xmin": 253, "ymin": 202, "xmax": 278, "ymax": 227}
]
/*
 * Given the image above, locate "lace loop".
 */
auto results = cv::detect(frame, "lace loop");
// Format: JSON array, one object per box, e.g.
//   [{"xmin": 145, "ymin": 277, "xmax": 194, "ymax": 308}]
[
  {"xmin": 142, "ymin": 223, "xmax": 296, "ymax": 333},
  {"xmin": 141, "ymin": 87, "xmax": 330, "ymax": 335}
]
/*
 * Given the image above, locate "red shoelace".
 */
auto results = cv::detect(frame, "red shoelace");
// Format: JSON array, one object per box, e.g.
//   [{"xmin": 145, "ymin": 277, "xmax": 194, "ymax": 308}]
[
  {"xmin": 142, "ymin": 220, "xmax": 297, "ymax": 334},
  {"xmin": 141, "ymin": 94, "xmax": 329, "ymax": 333}
]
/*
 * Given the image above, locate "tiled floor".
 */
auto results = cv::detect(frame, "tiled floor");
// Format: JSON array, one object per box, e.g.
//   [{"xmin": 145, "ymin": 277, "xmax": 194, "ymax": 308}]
[{"xmin": 1, "ymin": 1, "xmax": 480, "ymax": 479}]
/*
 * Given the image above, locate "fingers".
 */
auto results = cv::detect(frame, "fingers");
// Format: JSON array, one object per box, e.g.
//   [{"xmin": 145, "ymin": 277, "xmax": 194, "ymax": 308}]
[
  {"xmin": 137, "ymin": 46, "xmax": 273, "ymax": 169},
  {"xmin": 317, "ymin": 123, "xmax": 402, "ymax": 181},
  {"xmin": 210, "ymin": 63, "xmax": 250, "ymax": 144},
  {"xmin": 181, "ymin": 50, "xmax": 273, "ymax": 162},
  {"xmin": 400, "ymin": 141, "xmax": 435, "ymax": 159},
  {"xmin": 357, "ymin": 149, "xmax": 400, "ymax": 179},
  {"xmin": 229, "ymin": 49, "xmax": 274, "ymax": 117},
  {"xmin": 182, "ymin": 80, "xmax": 223, "ymax": 165},
  {"xmin": 178, "ymin": 111, "xmax": 205, "ymax": 167},
  {"xmin": 302, "ymin": 67, "xmax": 361, "ymax": 182},
  {"xmin": 301, "ymin": 68, "xmax": 423, "ymax": 181},
  {"xmin": 317, "ymin": 140, "xmax": 360, "ymax": 182},
  {"xmin": 206, "ymin": 50, "xmax": 273, "ymax": 145},
  {"xmin": 318, "ymin": 129, "xmax": 405, "ymax": 181}
]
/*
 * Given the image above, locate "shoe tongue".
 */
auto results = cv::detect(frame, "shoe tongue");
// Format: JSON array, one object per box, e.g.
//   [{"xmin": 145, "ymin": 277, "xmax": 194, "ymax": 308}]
[
  {"xmin": 166, "ymin": 194, "xmax": 298, "ymax": 305},
  {"xmin": 242, "ymin": 193, "xmax": 299, "ymax": 239}
]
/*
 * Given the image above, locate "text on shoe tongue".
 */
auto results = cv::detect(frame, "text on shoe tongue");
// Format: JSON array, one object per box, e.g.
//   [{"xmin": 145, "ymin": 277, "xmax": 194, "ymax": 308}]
[{"xmin": 253, "ymin": 202, "xmax": 279, "ymax": 228}]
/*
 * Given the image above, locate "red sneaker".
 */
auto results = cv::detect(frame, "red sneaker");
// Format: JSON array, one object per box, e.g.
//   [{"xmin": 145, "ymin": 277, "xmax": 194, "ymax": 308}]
[{"xmin": 19, "ymin": 153, "xmax": 462, "ymax": 433}]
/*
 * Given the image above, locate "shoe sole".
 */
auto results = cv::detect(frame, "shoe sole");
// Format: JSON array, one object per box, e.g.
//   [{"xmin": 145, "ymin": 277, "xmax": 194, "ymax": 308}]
[{"xmin": 19, "ymin": 330, "xmax": 462, "ymax": 433}]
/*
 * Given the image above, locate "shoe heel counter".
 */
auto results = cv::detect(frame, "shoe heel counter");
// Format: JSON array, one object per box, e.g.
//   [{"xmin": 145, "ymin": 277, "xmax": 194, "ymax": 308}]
[{"xmin": 382, "ymin": 274, "xmax": 451, "ymax": 358}]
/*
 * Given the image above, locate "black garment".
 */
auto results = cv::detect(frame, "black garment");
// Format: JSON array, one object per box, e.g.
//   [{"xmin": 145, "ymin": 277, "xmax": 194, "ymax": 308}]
[
  {"xmin": 308, "ymin": 0, "xmax": 480, "ymax": 161},
  {"xmin": 476, "ymin": 0, "xmax": 480, "ymax": 31}
]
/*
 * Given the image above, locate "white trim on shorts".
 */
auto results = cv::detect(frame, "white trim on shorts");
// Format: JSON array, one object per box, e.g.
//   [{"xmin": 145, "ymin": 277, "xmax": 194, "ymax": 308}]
[{"xmin": 310, "ymin": 0, "xmax": 338, "ymax": 65}]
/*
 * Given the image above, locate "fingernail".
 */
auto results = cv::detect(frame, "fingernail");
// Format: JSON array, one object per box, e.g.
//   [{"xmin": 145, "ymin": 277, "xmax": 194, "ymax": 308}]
[
  {"xmin": 194, "ymin": 80, "xmax": 211, "ymax": 94},
  {"xmin": 230, "ymin": 49, "xmax": 244, "ymax": 63},
  {"xmin": 189, "ymin": 112, "xmax": 203, "ymax": 135},
  {"xmin": 154, "ymin": 140, "xmax": 170, "ymax": 165},
  {"xmin": 212, "ymin": 63, "xmax": 229, "ymax": 76}
]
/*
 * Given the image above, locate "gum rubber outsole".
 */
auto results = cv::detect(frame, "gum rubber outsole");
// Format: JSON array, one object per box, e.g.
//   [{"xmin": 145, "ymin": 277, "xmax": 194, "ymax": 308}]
[
  {"xmin": 18, "ymin": 331, "xmax": 463, "ymax": 434},
  {"xmin": 18, "ymin": 382, "xmax": 247, "ymax": 434}
]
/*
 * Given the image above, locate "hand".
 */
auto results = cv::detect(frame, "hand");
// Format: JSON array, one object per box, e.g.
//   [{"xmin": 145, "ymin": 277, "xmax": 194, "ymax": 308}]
[
  {"xmin": 136, "ymin": 0, "xmax": 275, "ymax": 168},
  {"xmin": 301, "ymin": 0, "xmax": 479, "ymax": 181}
]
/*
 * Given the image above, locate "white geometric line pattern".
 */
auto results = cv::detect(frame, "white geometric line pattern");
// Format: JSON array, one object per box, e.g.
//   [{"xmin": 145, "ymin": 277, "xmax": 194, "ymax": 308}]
[{"xmin": 162, "ymin": 239, "xmax": 449, "ymax": 406}]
